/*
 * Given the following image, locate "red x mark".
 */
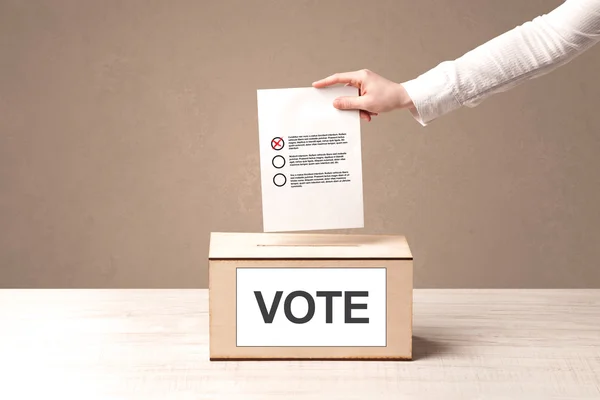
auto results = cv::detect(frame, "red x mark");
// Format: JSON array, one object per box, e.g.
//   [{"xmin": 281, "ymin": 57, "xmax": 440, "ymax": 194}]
[{"xmin": 271, "ymin": 137, "xmax": 284, "ymax": 150}]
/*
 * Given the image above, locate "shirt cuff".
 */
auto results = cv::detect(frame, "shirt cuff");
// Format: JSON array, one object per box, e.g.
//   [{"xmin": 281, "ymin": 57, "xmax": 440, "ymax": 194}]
[{"xmin": 401, "ymin": 62, "xmax": 463, "ymax": 126}]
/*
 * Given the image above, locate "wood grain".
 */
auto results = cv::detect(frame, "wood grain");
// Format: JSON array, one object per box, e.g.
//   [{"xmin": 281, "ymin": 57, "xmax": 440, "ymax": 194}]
[{"xmin": 1, "ymin": 289, "xmax": 599, "ymax": 399}]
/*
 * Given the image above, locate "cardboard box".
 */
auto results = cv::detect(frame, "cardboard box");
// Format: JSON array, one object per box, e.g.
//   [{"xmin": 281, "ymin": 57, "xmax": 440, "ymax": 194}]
[{"xmin": 208, "ymin": 232, "xmax": 413, "ymax": 360}]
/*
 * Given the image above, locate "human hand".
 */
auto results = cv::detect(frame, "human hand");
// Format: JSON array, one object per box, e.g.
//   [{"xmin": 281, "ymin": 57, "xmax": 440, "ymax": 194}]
[{"xmin": 312, "ymin": 69, "xmax": 414, "ymax": 121}]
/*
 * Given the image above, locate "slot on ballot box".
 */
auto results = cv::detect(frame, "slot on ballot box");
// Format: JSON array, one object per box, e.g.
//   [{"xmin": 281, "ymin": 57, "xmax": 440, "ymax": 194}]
[{"xmin": 208, "ymin": 232, "xmax": 413, "ymax": 360}]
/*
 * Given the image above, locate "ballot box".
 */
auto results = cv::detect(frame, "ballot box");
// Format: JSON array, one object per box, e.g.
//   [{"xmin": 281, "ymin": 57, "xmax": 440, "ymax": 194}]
[{"xmin": 207, "ymin": 232, "xmax": 413, "ymax": 360}]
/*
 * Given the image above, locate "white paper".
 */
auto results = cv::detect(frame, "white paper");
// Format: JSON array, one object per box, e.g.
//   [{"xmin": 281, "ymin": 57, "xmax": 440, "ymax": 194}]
[{"xmin": 256, "ymin": 86, "xmax": 364, "ymax": 232}]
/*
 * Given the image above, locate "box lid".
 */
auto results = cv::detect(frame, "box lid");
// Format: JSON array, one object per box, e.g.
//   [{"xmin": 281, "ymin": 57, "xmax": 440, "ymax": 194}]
[{"xmin": 208, "ymin": 232, "xmax": 412, "ymax": 260}]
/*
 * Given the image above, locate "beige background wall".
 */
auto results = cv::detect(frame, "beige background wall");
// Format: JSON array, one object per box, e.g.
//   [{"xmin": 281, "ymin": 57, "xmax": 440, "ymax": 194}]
[{"xmin": 1, "ymin": 0, "xmax": 599, "ymax": 288}]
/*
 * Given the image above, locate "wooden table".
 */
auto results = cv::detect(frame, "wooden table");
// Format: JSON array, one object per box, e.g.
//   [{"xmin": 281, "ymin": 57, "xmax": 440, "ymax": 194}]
[{"xmin": 1, "ymin": 289, "xmax": 599, "ymax": 399}]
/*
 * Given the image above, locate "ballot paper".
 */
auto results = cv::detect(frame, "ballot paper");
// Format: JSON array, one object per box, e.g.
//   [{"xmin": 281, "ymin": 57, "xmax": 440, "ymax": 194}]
[{"xmin": 256, "ymin": 86, "xmax": 364, "ymax": 232}]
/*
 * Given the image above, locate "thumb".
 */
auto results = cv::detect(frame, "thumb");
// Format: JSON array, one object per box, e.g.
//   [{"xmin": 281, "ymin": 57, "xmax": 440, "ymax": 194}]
[{"xmin": 333, "ymin": 95, "xmax": 368, "ymax": 111}]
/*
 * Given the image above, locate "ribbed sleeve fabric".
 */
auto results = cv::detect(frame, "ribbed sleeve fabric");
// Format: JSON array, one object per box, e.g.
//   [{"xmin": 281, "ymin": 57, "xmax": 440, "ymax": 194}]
[{"xmin": 402, "ymin": 0, "xmax": 600, "ymax": 126}]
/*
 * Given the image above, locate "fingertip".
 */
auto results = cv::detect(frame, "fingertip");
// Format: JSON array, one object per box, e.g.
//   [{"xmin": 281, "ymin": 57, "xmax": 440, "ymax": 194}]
[{"xmin": 312, "ymin": 77, "xmax": 332, "ymax": 88}]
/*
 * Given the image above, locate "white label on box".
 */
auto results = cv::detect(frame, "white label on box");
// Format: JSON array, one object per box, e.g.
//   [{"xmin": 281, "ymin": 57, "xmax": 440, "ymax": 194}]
[{"xmin": 236, "ymin": 267, "xmax": 386, "ymax": 347}]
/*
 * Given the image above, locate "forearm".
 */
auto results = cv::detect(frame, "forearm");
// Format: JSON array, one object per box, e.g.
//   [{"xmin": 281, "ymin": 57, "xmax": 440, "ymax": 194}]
[{"xmin": 402, "ymin": 0, "xmax": 600, "ymax": 126}]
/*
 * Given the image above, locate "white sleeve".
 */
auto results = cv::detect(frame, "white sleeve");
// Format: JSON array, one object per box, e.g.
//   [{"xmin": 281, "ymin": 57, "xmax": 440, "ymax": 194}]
[{"xmin": 401, "ymin": 0, "xmax": 600, "ymax": 126}]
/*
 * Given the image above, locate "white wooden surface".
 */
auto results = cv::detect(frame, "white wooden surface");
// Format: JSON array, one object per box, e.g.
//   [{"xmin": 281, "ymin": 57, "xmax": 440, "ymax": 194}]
[{"xmin": 1, "ymin": 289, "xmax": 599, "ymax": 399}]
